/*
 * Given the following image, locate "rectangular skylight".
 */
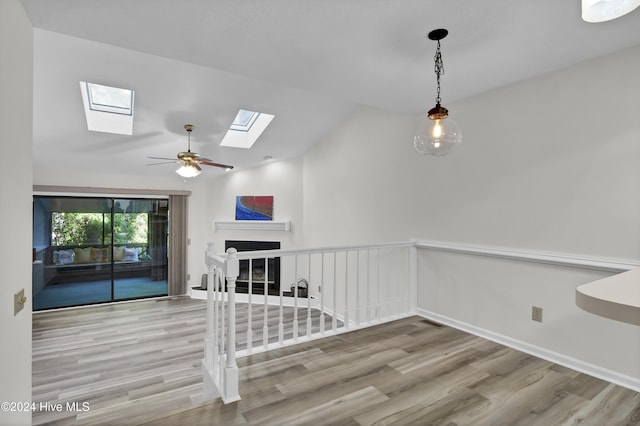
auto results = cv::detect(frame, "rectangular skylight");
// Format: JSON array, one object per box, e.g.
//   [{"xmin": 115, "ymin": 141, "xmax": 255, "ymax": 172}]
[
  {"xmin": 220, "ymin": 109, "xmax": 275, "ymax": 149},
  {"xmin": 80, "ymin": 81, "xmax": 135, "ymax": 135},
  {"xmin": 230, "ymin": 109, "xmax": 259, "ymax": 131},
  {"xmin": 86, "ymin": 82, "xmax": 133, "ymax": 115}
]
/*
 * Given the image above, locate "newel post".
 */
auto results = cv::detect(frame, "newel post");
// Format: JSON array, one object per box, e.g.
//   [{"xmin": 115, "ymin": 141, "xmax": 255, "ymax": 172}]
[{"xmin": 223, "ymin": 247, "xmax": 240, "ymax": 402}]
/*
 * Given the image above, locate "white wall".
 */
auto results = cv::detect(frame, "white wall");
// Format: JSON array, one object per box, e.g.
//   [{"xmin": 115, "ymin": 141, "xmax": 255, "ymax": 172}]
[
  {"xmin": 0, "ymin": 1, "xmax": 33, "ymax": 424},
  {"xmin": 417, "ymin": 250, "xmax": 639, "ymax": 384},
  {"xmin": 303, "ymin": 45, "xmax": 640, "ymax": 383},
  {"xmin": 205, "ymin": 157, "xmax": 304, "ymax": 252},
  {"xmin": 303, "ymin": 107, "xmax": 419, "ymax": 246}
]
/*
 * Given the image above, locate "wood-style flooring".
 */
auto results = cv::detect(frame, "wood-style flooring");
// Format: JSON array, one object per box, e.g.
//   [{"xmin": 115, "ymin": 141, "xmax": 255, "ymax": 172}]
[{"xmin": 33, "ymin": 297, "xmax": 640, "ymax": 425}]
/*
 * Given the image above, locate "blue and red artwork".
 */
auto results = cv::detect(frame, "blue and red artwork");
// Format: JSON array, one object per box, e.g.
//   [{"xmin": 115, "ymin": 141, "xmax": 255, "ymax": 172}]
[{"xmin": 235, "ymin": 196, "xmax": 273, "ymax": 220}]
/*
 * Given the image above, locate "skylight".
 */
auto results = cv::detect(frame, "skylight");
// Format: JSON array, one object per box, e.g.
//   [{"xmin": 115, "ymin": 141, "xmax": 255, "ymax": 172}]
[
  {"xmin": 220, "ymin": 109, "xmax": 275, "ymax": 149},
  {"xmin": 79, "ymin": 81, "xmax": 135, "ymax": 135},
  {"xmin": 86, "ymin": 82, "xmax": 133, "ymax": 115},
  {"xmin": 230, "ymin": 109, "xmax": 259, "ymax": 131}
]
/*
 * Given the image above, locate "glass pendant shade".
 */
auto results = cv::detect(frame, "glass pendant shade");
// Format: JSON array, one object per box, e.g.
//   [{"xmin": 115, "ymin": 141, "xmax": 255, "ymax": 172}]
[
  {"xmin": 176, "ymin": 164, "xmax": 200, "ymax": 178},
  {"xmin": 414, "ymin": 109, "xmax": 462, "ymax": 156},
  {"xmin": 582, "ymin": 0, "xmax": 640, "ymax": 22},
  {"xmin": 414, "ymin": 28, "xmax": 462, "ymax": 156}
]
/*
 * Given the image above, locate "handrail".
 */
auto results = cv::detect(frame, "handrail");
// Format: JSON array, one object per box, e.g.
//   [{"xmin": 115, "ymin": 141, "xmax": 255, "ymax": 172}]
[{"xmin": 230, "ymin": 241, "xmax": 415, "ymax": 260}]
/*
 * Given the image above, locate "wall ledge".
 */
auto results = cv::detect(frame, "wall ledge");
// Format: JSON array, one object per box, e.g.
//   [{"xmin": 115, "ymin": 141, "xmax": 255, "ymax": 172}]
[
  {"xmin": 214, "ymin": 220, "xmax": 291, "ymax": 231},
  {"xmin": 576, "ymin": 267, "xmax": 640, "ymax": 326}
]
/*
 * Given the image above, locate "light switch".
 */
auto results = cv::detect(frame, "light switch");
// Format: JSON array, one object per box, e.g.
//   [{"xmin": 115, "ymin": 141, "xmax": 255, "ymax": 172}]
[{"xmin": 14, "ymin": 288, "xmax": 27, "ymax": 316}]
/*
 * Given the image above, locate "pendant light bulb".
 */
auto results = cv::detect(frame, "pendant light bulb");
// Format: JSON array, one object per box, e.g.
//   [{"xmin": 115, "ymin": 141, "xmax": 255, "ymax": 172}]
[{"xmin": 432, "ymin": 120, "xmax": 443, "ymax": 139}]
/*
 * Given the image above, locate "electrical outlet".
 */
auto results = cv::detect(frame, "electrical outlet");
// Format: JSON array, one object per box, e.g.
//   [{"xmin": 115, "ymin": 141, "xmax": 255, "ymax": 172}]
[{"xmin": 532, "ymin": 306, "xmax": 543, "ymax": 322}]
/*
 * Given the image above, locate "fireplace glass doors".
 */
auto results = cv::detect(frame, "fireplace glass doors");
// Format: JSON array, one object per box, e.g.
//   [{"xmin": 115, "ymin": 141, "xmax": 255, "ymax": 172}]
[{"xmin": 225, "ymin": 240, "xmax": 280, "ymax": 295}]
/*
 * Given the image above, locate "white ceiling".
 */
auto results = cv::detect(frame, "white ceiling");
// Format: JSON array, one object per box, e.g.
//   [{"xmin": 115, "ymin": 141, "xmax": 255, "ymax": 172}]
[{"xmin": 20, "ymin": 0, "xmax": 640, "ymax": 179}]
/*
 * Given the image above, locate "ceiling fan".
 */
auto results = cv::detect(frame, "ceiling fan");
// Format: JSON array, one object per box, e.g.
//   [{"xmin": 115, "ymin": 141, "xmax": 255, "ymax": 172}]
[{"xmin": 147, "ymin": 124, "xmax": 234, "ymax": 178}]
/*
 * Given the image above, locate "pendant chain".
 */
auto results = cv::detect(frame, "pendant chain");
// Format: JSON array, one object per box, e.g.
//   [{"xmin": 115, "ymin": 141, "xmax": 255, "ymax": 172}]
[{"xmin": 434, "ymin": 40, "xmax": 444, "ymax": 105}]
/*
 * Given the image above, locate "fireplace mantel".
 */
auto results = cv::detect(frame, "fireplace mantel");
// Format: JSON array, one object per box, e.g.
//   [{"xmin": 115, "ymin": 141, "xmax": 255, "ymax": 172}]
[{"xmin": 214, "ymin": 220, "xmax": 291, "ymax": 231}]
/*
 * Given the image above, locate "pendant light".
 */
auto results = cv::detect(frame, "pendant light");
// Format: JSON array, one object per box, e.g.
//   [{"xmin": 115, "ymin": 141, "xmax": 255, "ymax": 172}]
[{"xmin": 414, "ymin": 28, "xmax": 462, "ymax": 156}]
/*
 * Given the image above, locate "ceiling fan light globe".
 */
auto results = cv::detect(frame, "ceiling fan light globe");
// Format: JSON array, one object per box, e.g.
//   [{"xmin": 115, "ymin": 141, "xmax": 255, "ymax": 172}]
[{"xmin": 176, "ymin": 164, "xmax": 201, "ymax": 178}]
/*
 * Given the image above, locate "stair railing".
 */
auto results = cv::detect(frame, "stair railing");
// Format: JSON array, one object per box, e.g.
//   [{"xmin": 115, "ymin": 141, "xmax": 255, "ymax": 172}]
[
  {"xmin": 202, "ymin": 243, "xmax": 240, "ymax": 403},
  {"xmin": 202, "ymin": 241, "xmax": 416, "ymax": 404}
]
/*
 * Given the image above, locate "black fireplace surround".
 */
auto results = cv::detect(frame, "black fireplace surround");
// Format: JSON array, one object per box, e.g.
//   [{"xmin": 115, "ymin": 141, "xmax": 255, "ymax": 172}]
[{"xmin": 225, "ymin": 240, "xmax": 280, "ymax": 295}]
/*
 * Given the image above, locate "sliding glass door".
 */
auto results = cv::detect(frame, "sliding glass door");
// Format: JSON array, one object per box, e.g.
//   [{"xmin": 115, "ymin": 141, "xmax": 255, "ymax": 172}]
[
  {"xmin": 112, "ymin": 198, "xmax": 168, "ymax": 301},
  {"xmin": 32, "ymin": 196, "xmax": 169, "ymax": 310}
]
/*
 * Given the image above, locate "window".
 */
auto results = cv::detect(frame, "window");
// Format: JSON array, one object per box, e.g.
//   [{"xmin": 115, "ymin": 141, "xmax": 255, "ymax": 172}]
[
  {"xmin": 220, "ymin": 108, "xmax": 275, "ymax": 149},
  {"xmin": 230, "ymin": 109, "xmax": 260, "ymax": 131},
  {"xmin": 79, "ymin": 81, "xmax": 135, "ymax": 135},
  {"xmin": 86, "ymin": 82, "xmax": 133, "ymax": 115}
]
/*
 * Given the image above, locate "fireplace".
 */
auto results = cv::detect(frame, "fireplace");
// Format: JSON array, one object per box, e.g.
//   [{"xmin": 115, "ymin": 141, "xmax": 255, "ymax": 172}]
[{"xmin": 225, "ymin": 240, "xmax": 281, "ymax": 295}]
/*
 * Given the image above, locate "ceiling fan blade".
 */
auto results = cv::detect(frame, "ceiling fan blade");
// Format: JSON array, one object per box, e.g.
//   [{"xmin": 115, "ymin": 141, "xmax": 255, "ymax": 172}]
[
  {"xmin": 147, "ymin": 161, "xmax": 177, "ymax": 166},
  {"xmin": 199, "ymin": 160, "xmax": 234, "ymax": 170},
  {"xmin": 147, "ymin": 156, "xmax": 177, "ymax": 161}
]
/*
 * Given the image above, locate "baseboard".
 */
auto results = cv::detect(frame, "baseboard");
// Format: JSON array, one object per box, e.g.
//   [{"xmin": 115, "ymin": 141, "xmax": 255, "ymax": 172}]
[{"xmin": 416, "ymin": 308, "xmax": 640, "ymax": 393}]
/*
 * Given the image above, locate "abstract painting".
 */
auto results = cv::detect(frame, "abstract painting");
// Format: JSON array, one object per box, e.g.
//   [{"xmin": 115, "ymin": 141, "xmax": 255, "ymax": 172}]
[{"xmin": 235, "ymin": 196, "xmax": 273, "ymax": 220}]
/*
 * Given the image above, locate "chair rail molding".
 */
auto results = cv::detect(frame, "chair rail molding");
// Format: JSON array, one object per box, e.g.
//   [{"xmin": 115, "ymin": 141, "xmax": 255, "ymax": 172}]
[{"xmin": 415, "ymin": 240, "xmax": 640, "ymax": 273}]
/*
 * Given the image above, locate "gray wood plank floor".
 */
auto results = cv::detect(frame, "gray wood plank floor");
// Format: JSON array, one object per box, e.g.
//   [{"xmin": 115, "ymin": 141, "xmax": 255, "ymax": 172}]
[{"xmin": 33, "ymin": 297, "xmax": 640, "ymax": 425}]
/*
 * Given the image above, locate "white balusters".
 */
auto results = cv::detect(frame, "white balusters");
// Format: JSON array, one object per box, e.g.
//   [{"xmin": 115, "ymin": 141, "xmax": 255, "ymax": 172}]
[
  {"xmin": 355, "ymin": 250, "xmax": 361, "ymax": 326},
  {"xmin": 247, "ymin": 259, "xmax": 253, "ymax": 354},
  {"xmin": 278, "ymin": 255, "xmax": 284, "ymax": 344},
  {"xmin": 344, "ymin": 250, "xmax": 349, "ymax": 329},
  {"xmin": 409, "ymin": 244, "xmax": 418, "ymax": 314},
  {"xmin": 320, "ymin": 253, "xmax": 325, "ymax": 334},
  {"xmin": 203, "ymin": 241, "xmax": 415, "ymax": 405},
  {"xmin": 262, "ymin": 255, "xmax": 269, "ymax": 348},
  {"xmin": 219, "ymin": 267, "xmax": 225, "ymax": 384},
  {"xmin": 203, "ymin": 244, "xmax": 240, "ymax": 404},
  {"xmin": 203, "ymin": 243, "xmax": 217, "ymax": 401},
  {"xmin": 332, "ymin": 252, "xmax": 337, "ymax": 332},
  {"xmin": 306, "ymin": 254, "xmax": 312, "ymax": 337},
  {"xmin": 376, "ymin": 248, "xmax": 381, "ymax": 321},
  {"xmin": 396, "ymin": 248, "xmax": 402, "ymax": 315},
  {"xmin": 293, "ymin": 254, "xmax": 299, "ymax": 341}
]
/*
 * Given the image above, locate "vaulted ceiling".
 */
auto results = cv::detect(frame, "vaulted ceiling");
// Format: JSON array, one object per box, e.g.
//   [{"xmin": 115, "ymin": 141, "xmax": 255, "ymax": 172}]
[{"xmin": 21, "ymin": 0, "xmax": 640, "ymax": 179}]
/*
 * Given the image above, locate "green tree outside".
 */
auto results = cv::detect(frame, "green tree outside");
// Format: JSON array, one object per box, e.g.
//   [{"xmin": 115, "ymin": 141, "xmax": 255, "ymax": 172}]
[{"xmin": 52, "ymin": 212, "xmax": 148, "ymax": 246}]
